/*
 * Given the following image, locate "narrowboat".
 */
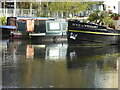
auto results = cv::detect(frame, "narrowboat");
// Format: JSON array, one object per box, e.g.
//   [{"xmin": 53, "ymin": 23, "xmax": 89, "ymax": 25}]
[
  {"xmin": 7, "ymin": 17, "xmax": 67, "ymax": 40},
  {"xmin": 0, "ymin": 25, "xmax": 16, "ymax": 39},
  {"xmin": 67, "ymin": 20, "xmax": 120, "ymax": 45}
]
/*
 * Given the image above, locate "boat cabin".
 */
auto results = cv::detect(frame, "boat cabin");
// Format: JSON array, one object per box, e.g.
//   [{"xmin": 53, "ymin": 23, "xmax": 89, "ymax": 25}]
[
  {"xmin": 32, "ymin": 19, "xmax": 67, "ymax": 36},
  {"xmin": 7, "ymin": 17, "xmax": 55, "ymax": 32}
]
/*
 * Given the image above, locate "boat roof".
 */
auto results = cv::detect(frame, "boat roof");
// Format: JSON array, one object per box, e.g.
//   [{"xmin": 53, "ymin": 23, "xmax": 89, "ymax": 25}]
[
  {"xmin": 0, "ymin": 25, "xmax": 16, "ymax": 29},
  {"xmin": 7, "ymin": 17, "xmax": 67, "ymax": 21},
  {"xmin": 7, "ymin": 17, "xmax": 56, "ymax": 20}
]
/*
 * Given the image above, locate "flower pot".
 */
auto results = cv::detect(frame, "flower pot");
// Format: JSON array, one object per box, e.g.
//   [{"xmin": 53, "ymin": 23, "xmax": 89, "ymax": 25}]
[{"xmin": 113, "ymin": 16, "xmax": 119, "ymax": 20}]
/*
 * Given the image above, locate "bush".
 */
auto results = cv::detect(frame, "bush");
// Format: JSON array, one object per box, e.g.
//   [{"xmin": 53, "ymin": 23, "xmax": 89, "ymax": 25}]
[
  {"xmin": 88, "ymin": 10, "xmax": 114, "ymax": 27},
  {"xmin": 0, "ymin": 17, "xmax": 7, "ymax": 25},
  {"xmin": 110, "ymin": 13, "xmax": 120, "ymax": 18}
]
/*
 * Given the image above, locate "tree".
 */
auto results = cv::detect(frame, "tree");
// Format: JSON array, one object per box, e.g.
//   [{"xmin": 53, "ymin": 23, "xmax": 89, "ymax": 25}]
[
  {"xmin": 88, "ymin": 10, "xmax": 114, "ymax": 27},
  {"xmin": 18, "ymin": 2, "xmax": 31, "ymax": 9},
  {"xmin": 17, "ymin": 1, "xmax": 102, "ymax": 18},
  {"xmin": 40, "ymin": 1, "xmax": 100, "ymax": 18},
  {"xmin": 102, "ymin": 16, "xmax": 113, "ymax": 27},
  {"xmin": 88, "ymin": 10, "xmax": 101, "ymax": 23},
  {"xmin": 18, "ymin": 2, "xmax": 40, "ymax": 9}
]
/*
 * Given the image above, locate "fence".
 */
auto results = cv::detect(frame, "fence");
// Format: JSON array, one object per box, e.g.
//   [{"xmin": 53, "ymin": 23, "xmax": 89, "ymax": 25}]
[
  {"xmin": 0, "ymin": 9, "xmax": 38, "ymax": 17},
  {"xmin": 0, "ymin": 8, "xmax": 65, "ymax": 18}
]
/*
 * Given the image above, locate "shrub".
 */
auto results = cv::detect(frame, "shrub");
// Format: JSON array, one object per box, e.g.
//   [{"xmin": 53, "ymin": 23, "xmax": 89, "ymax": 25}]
[{"xmin": 0, "ymin": 17, "xmax": 7, "ymax": 25}]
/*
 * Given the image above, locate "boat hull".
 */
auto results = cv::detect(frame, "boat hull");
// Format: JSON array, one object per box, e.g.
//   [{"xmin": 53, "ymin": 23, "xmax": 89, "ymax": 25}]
[
  {"xmin": 0, "ymin": 25, "xmax": 16, "ymax": 39},
  {"xmin": 10, "ymin": 31, "xmax": 29, "ymax": 39},
  {"xmin": 30, "ymin": 35, "xmax": 67, "ymax": 44},
  {"xmin": 1, "ymin": 28, "xmax": 11, "ymax": 39},
  {"xmin": 67, "ymin": 31, "xmax": 120, "ymax": 45}
]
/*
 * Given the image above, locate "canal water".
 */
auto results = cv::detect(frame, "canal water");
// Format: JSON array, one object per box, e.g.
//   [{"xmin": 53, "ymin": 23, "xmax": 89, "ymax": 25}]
[{"xmin": 1, "ymin": 39, "xmax": 119, "ymax": 88}]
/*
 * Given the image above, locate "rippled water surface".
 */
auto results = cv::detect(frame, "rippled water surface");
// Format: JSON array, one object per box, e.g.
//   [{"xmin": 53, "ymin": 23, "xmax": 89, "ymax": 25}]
[{"xmin": 2, "ymin": 39, "xmax": 119, "ymax": 88}]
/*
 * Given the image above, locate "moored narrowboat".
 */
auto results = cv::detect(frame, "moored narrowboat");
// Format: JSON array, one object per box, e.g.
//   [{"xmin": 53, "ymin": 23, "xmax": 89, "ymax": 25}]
[
  {"xmin": 7, "ymin": 17, "xmax": 67, "ymax": 40},
  {"xmin": 7, "ymin": 17, "xmax": 47, "ymax": 39},
  {"xmin": 67, "ymin": 20, "xmax": 120, "ymax": 45}
]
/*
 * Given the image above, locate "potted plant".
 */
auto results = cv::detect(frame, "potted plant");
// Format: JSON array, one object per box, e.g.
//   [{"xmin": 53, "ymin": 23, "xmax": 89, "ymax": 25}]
[
  {"xmin": 108, "ymin": 25, "xmax": 115, "ymax": 29},
  {"xmin": 111, "ymin": 13, "xmax": 120, "ymax": 20}
]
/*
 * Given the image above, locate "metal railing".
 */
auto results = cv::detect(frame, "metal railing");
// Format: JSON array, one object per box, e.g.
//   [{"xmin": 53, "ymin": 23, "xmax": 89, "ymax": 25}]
[
  {"xmin": 0, "ymin": 9, "xmax": 39, "ymax": 17},
  {"xmin": 0, "ymin": 8, "xmax": 66, "ymax": 18}
]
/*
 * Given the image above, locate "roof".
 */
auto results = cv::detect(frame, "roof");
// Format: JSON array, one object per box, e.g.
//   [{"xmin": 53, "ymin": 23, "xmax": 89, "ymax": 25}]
[
  {"xmin": 0, "ymin": 25, "xmax": 16, "ymax": 29},
  {"xmin": 7, "ymin": 17, "xmax": 65, "ymax": 20}
]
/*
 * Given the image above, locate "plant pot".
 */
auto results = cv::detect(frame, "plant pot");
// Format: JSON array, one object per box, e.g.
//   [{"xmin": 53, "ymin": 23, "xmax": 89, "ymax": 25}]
[
  {"xmin": 113, "ymin": 16, "xmax": 119, "ymax": 20},
  {"xmin": 109, "ymin": 25, "xmax": 115, "ymax": 29}
]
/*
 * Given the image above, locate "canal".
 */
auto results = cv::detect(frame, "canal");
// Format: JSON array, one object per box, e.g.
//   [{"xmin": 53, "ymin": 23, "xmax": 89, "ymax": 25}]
[{"xmin": 1, "ymin": 39, "xmax": 120, "ymax": 88}]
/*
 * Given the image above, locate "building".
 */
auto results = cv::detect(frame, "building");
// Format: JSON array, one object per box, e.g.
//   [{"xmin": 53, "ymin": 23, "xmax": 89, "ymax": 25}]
[
  {"xmin": 103, "ymin": 0, "xmax": 120, "ymax": 30},
  {"xmin": 0, "ymin": 0, "xmax": 36, "ymax": 17},
  {"xmin": 76, "ymin": 3, "xmax": 104, "ymax": 17},
  {"xmin": 104, "ymin": 0, "xmax": 120, "ymax": 14},
  {"xmin": 118, "ymin": 1, "xmax": 120, "ymax": 14}
]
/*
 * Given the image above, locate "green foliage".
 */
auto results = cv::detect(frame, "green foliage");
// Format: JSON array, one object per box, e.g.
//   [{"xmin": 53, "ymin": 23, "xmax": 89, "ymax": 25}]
[
  {"xmin": 36, "ymin": 12, "xmax": 49, "ymax": 17},
  {"xmin": 17, "ymin": 1, "xmax": 103, "ymax": 18},
  {"xmin": 110, "ymin": 13, "xmax": 120, "ymax": 18},
  {"xmin": 47, "ymin": 2, "xmax": 87, "ymax": 13},
  {"xmin": 41, "ymin": 1, "xmax": 99, "ymax": 18},
  {"xmin": 18, "ymin": 2, "xmax": 41, "ymax": 9},
  {"xmin": 102, "ymin": 16, "xmax": 113, "ymax": 26},
  {"xmin": 88, "ymin": 10, "xmax": 101, "ymax": 23},
  {"xmin": 18, "ymin": 2, "xmax": 31, "ymax": 9},
  {"xmin": 32, "ymin": 2, "xmax": 41, "ymax": 9},
  {"xmin": 0, "ymin": 17, "xmax": 7, "ymax": 25},
  {"xmin": 88, "ymin": 10, "xmax": 114, "ymax": 27}
]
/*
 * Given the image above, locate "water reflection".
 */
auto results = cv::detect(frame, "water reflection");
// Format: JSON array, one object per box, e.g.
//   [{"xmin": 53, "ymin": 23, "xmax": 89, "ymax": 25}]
[
  {"xmin": 2, "ymin": 39, "xmax": 119, "ymax": 88},
  {"xmin": 67, "ymin": 45, "xmax": 119, "ymax": 88}
]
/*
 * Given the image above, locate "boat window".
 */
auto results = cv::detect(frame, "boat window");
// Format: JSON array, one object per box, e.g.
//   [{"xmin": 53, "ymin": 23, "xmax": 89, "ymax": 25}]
[
  {"xmin": 71, "ymin": 22, "xmax": 98, "ymax": 29},
  {"xmin": 52, "ymin": 23, "xmax": 59, "ymax": 29},
  {"xmin": 69, "ymin": 21, "xmax": 108, "ymax": 30},
  {"xmin": 49, "ymin": 22, "xmax": 60, "ymax": 30}
]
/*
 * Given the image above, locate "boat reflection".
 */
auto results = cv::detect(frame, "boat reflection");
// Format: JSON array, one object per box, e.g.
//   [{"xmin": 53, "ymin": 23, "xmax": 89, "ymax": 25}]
[
  {"xmin": 67, "ymin": 45, "xmax": 119, "ymax": 69},
  {"xmin": 3, "ymin": 40, "xmax": 67, "ymax": 60},
  {"xmin": 29, "ymin": 43, "xmax": 68, "ymax": 60},
  {"xmin": 5, "ymin": 40, "xmax": 119, "ymax": 71}
]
